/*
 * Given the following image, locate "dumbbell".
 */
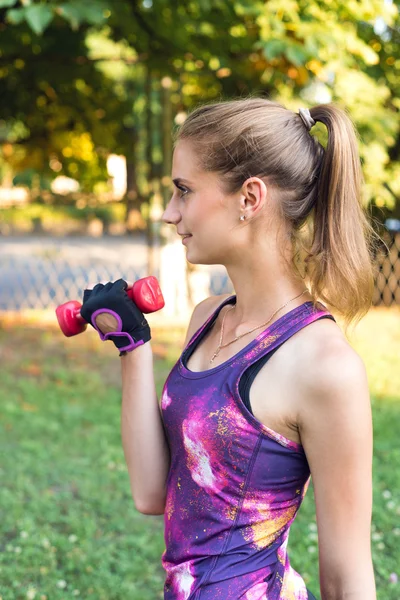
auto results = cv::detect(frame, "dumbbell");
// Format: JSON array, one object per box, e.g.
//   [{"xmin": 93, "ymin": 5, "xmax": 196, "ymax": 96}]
[{"xmin": 55, "ymin": 276, "xmax": 164, "ymax": 337}]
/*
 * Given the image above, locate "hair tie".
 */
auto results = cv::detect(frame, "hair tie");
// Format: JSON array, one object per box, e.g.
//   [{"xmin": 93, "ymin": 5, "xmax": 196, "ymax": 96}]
[{"xmin": 298, "ymin": 108, "xmax": 316, "ymax": 132}]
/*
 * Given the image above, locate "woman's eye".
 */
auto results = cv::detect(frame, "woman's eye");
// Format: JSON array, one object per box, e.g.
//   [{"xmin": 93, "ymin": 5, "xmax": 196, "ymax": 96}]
[{"xmin": 177, "ymin": 186, "xmax": 189, "ymax": 198}]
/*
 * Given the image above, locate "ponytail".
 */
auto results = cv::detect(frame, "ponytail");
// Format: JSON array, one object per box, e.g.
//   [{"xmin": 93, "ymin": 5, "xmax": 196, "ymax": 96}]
[{"xmin": 303, "ymin": 103, "xmax": 378, "ymax": 332}]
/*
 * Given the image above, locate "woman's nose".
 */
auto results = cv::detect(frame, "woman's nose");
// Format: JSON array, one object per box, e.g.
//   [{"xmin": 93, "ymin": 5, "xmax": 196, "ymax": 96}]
[{"xmin": 162, "ymin": 199, "xmax": 181, "ymax": 225}]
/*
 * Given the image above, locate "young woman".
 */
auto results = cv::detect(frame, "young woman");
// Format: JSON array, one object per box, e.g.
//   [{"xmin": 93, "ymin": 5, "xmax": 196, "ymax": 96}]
[{"xmin": 81, "ymin": 98, "xmax": 377, "ymax": 599}]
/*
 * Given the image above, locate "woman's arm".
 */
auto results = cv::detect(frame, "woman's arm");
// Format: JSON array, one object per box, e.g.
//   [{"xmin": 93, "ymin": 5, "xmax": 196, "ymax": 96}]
[
  {"xmin": 93, "ymin": 305, "xmax": 170, "ymax": 515},
  {"xmin": 120, "ymin": 293, "xmax": 228, "ymax": 515},
  {"xmin": 298, "ymin": 339, "xmax": 375, "ymax": 600},
  {"xmin": 120, "ymin": 343, "xmax": 170, "ymax": 515}
]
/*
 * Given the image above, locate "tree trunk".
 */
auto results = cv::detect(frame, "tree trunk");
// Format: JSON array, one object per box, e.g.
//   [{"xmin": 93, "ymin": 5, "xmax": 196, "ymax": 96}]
[
  {"xmin": 145, "ymin": 67, "xmax": 156, "ymax": 274},
  {"xmin": 124, "ymin": 126, "xmax": 145, "ymax": 233},
  {"xmin": 161, "ymin": 77, "xmax": 173, "ymax": 210}
]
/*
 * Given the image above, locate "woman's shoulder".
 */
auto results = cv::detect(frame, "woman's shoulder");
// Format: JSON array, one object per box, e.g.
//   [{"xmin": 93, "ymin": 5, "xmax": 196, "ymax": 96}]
[
  {"xmin": 295, "ymin": 320, "xmax": 366, "ymax": 391},
  {"xmin": 291, "ymin": 319, "xmax": 370, "ymax": 423},
  {"xmin": 182, "ymin": 293, "xmax": 232, "ymax": 349}
]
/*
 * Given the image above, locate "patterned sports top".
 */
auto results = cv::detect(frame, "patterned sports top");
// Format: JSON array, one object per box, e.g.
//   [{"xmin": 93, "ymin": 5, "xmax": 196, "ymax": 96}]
[{"xmin": 160, "ymin": 296, "xmax": 335, "ymax": 600}]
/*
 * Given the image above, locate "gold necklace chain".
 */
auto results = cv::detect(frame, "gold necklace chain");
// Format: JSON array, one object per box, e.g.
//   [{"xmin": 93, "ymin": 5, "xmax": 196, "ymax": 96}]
[{"xmin": 209, "ymin": 289, "xmax": 309, "ymax": 365}]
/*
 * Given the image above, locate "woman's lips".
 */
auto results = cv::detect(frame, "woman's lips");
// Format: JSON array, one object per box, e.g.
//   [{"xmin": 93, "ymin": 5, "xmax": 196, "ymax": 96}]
[{"xmin": 182, "ymin": 235, "xmax": 192, "ymax": 245}]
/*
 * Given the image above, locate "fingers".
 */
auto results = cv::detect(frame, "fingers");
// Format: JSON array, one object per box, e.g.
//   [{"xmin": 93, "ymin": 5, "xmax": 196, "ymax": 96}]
[
  {"xmin": 82, "ymin": 289, "xmax": 92, "ymax": 303},
  {"xmin": 111, "ymin": 278, "xmax": 134, "ymax": 291},
  {"xmin": 113, "ymin": 278, "xmax": 128, "ymax": 291},
  {"xmin": 85, "ymin": 279, "xmax": 133, "ymax": 292},
  {"xmin": 91, "ymin": 283, "xmax": 106, "ymax": 296},
  {"xmin": 86, "ymin": 279, "xmax": 110, "ymax": 291}
]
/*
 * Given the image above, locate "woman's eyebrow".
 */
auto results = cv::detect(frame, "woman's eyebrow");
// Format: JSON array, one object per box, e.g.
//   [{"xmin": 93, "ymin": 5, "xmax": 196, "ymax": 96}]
[{"xmin": 172, "ymin": 178, "xmax": 192, "ymax": 187}]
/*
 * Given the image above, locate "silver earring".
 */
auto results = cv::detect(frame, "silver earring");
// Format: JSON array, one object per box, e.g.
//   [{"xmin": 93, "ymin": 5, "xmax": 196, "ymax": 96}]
[{"xmin": 239, "ymin": 215, "xmax": 245, "ymax": 221}]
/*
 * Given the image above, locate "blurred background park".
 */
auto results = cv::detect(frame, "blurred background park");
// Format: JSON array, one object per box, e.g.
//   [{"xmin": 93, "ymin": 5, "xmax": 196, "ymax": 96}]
[{"xmin": 0, "ymin": 0, "xmax": 399, "ymax": 599}]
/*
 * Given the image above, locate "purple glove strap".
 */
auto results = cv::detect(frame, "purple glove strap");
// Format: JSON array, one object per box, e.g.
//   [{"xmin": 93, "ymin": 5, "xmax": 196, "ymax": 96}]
[{"xmin": 90, "ymin": 308, "xmax": 144, "ymax": 352}]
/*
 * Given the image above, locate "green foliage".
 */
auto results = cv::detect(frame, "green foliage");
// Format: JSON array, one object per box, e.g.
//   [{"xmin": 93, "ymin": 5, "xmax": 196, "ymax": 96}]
[
  {"xmin": 5, "ymin": 0, "xmax": 109, "ymax": 32},
  {"xmin": 0, "ymin": 200, "xmax": 125, "ymax": 232},
  {"xmin": 0, "ymin": 5, "xmax": 131, "ymax": 191},
  {"xmin": 0, "ymin": 0, "xmax": 17, "ymax": 8},
  {"xmin": 57, "ymin": 1, "xmax": 109, "ymax": 29},
  {"xmin": 11, "ymin": 4, "xmax": 54, "ymax": 35},
  {"xmin": 0, "ymin": 0, "xmax": 399, "ymax": 207}
]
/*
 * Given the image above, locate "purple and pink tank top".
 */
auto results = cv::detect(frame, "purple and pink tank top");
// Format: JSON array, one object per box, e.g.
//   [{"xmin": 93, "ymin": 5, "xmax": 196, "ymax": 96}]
[{"xmin": 160, "ymin": 296, "xmax": 335, "ymax": 600}]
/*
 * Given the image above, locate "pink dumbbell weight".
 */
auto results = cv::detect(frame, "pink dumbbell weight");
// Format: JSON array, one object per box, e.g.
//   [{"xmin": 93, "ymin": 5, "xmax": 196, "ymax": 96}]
[{"xmin": 55, "ymin": 276, "xmax": 165, "ymax": 337}]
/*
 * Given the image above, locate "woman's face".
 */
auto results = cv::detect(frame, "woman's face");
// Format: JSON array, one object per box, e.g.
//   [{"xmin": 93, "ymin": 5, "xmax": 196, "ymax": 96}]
[{"xmin": 162, "ymin": 140, "xmax": 242, "ymax": 265}]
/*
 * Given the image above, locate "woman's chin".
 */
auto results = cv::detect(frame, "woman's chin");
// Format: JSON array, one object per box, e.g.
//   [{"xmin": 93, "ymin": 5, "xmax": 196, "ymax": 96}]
[
  {"xmin": 183, "ymin": 242, "xmax": 220, "ymax": 265},
  {"xmin": 186, "ymin": 253, "xmax": 217, "ymax": 266}
]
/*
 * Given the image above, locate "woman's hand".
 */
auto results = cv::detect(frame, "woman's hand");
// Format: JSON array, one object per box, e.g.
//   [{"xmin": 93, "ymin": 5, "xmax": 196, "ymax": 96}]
[
  {"xmin": 81, "ymin": 279, "xmax": 151, "ymax": 354},
  {"xmin": 86, "ymin": 280, "xmax": 134, "ymax": 334},
  {"xmin": 93, "ymin": 311, "xmax": 119, "ymax": 334}
]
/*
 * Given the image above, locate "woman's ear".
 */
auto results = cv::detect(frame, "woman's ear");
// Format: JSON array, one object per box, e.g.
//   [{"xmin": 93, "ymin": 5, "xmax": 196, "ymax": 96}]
[{"xmin": 240, "ymin": 177, "xmax": 268, "ymax": 218}]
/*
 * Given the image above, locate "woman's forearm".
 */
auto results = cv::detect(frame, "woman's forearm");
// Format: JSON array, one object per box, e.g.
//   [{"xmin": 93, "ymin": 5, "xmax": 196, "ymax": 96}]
[
  {"xmin": 120, "ymin": 342, "xmax": 170, "ymax": 514},
  {"xmin": 320, "ymin": 561, "xmax": 376, "ymax": 600}
]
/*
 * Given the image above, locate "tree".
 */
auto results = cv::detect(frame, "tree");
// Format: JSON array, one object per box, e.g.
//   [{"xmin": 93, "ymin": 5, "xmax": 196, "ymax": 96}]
[{"xmin": 0, "ymin": 0, "xmax": 399, "ymax": 218}]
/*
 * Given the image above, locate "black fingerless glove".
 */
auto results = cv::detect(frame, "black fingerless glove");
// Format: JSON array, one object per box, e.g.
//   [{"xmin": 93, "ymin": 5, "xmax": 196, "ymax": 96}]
[{"xmin": 80, "ymin": 279, "xmax": 151, "ymax": 354}]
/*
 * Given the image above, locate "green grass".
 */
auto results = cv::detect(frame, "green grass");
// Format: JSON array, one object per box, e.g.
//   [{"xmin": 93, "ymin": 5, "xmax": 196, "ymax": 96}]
[{"xmin": 0, "ymin": 307, "xmax": 399, "ymax": 600}]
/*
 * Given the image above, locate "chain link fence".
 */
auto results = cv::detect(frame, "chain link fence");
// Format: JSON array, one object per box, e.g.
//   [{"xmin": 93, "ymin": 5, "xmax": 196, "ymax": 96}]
[
  {"xmin": 372, "ymin": 224, "xmax": 400, "ymax": 306},
  {"xmin": 0, "ymin": 236, "xmax": 231, "ymax": 315},
  {"xmin": 0, "ymin": 224, "xmax": 399, "ymax": 315},
  {"xmin": 0, "ymin": 237, "xmax": 145, "ymax": 311}
]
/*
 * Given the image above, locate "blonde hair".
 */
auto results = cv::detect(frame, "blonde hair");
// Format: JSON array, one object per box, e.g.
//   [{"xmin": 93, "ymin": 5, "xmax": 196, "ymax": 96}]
[{"xmin": 174, "ymin": 97, "xmax": 379, "ymax": 331}]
